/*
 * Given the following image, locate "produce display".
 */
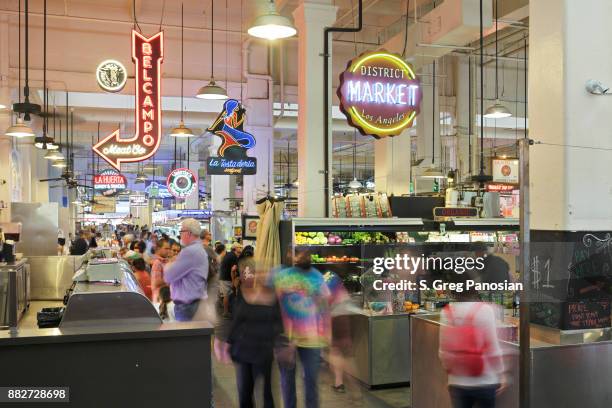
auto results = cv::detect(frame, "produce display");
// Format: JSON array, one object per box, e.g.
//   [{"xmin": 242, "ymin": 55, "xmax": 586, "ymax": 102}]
[
  {"xmin": 295, "ymin": 231, "xmax": 394, "ymax": 246},
  {"xmin": 311, "ymin": 254, "xmax": 359, "ymax": 264}
]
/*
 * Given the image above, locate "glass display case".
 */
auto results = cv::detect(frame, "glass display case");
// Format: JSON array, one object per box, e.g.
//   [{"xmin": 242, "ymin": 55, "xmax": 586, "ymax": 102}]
[{"xmin": 279, "ymin": 217, "xmax": 520, "ymax": 387}]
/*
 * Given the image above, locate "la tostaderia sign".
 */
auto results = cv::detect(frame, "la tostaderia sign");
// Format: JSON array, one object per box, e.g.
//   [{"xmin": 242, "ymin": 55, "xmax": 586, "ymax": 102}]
[{"xmin": 337, "ymin": 50, "xmax": 422, "ymax": 138}]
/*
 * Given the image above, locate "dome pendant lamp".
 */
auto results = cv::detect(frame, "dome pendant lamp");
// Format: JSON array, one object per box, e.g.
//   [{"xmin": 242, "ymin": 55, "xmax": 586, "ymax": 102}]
[
  {"xmin": 484, "ymin": 0, "xmax": 512, "ymax": 119},
  {"xmin": 196, "ymin": 0, "xmax": 228, "ymax": 100},
  {"xmin": 170, "ymin": 3, "xmax": 195, "ymax": 137},
  {"xmin": 248, "ymin": 0, "xmax": 297, "ymax": 40}
]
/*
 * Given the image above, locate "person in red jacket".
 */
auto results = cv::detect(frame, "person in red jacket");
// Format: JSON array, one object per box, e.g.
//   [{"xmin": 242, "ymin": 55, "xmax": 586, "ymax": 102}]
[{"xmin": 132, "ymin": 257, "xmax": 153, "ymax": 300}]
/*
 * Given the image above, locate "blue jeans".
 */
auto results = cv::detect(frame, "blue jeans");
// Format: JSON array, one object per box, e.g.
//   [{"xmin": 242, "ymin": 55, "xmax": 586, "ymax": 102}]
[
  {"xmin": 279, "ymin": 347, "xmax": 321, "ymax": 408},
  {"xmin": 448, "ymin": 385, "xmax": 499, "ymax": 408},
  {"xmin": 174, "ymin": 300, "xmax": 200, "ymax": 321},
  {"xmin": 235, "ymin": 360, "xmax": 274, "ymax": 408}
]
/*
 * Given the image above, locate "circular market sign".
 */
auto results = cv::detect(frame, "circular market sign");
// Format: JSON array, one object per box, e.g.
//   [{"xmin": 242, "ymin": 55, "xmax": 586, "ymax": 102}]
[
  {"xmin": 96, "ymin": 59, "xmax": 127, "ymax": 92},
  {"xmin": 167, "ymin": 168, "xmax": 197, "ymax": 199},
  {"xmin": 337, "ymin": 50, "xmax": 422, "ymax": 138}
]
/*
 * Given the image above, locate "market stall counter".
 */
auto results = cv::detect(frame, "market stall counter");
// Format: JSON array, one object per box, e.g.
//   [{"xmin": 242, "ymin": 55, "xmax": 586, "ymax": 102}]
[
  {"xmin": 411, "ymin": 313, "xmax": 612, "ymax": 408},
  {"xmin": 0, "ymin": 258, "xmax": 213, "ymax": 407}
]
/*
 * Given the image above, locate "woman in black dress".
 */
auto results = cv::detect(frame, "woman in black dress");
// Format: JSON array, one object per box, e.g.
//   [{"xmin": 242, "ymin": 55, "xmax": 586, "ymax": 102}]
[{"xmin": 227, "ymin": 268, "xmax": 282, "ymax": 408}]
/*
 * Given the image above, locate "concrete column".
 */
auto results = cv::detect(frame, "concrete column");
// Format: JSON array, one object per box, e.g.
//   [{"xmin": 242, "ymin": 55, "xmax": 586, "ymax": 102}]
[
  {"xmin": 242, "ymin": 75, "xmax": 274, "ymax": 215},
  {"xmin": 374, "ymin": 131, "xmax": 412, "ymax": 196},
  {"xmin": 530, "ymin": 0, "xmax": 612, "ymax": 230},
  {"xmin": 293, "ymin": 1, "xmax": 338, "ymax": 217},
  {"xmin": 0, "ymin": 14, "xmax": 12, "ymax": 222}
]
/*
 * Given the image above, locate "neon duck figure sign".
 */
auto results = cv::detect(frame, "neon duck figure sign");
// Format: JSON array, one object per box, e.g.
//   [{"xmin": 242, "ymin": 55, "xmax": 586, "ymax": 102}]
[
  {"xmin": 206, "ymin": 99, "xmax": 257, "ymax": 175},
  {"xmin": 94, "ymin": 30, "xmax": 164, "ymax": 170},
  {"xmin": 337, "ymin": 50, "xmax": 422, "ymax": 138}
]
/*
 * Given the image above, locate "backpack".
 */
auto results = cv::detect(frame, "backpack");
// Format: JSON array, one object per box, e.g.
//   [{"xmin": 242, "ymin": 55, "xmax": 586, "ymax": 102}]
[{"xmin": 439, "ymin": 303, "xmax": 487, "ymax": 377}]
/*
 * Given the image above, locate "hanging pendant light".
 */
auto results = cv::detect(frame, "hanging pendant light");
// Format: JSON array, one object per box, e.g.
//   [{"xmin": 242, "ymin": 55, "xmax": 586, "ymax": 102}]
[
  {"xmin": 5, "ymin": 1, "xmax": 34, "ymax": 137},
  {"xmin": 171, "ymin": 4, "xmax": 194, "ymax": 137},
  {"xmin": 47, "ymin": 108, "xmax": 65, "ymax": 160},
  {"xmin": 5, "ymin": 118, "xmax": 35, "ymax": 137},
  {"xmin": 51, "ymin": 158, "xmax": 68, "ymax": 168},
  {"xmin": 483, "ymin": 0, "xmax": 512, "ymax": 119},
  {"xmin": 472, "ymin": 0, "xmax": 493, "ymax": 185},
  {"xmin": 12, "ymin": 0, "xmax": 41, "ymax": 121},
  {"xmin": 135, "ymin": 163, "xmax": 148, "ymax": 183},
  {"xmin": 420, "ymin": 167, "xmax": 445, "ymax": 179},
  {"xmin": 248, "ymin": 0, "xmax": 297, "ymax": 40},
  {"xmin": 196, "ymin": 0, "xmax": 227, "ymax": 100},
  {"xmin": 44, "ymin": 149, "xmax": 63, "ymax": 160},
  {"xmin": 36, "ymin": 5, "xmax": 57, "ymax": 150}
]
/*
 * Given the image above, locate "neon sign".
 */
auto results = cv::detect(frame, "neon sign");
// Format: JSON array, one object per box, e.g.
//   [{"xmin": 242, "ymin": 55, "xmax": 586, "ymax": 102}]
[
  {"xmin": 206, "ymin": 99, "xmax": 257, "ymax": 175},
  {"xmin": 337, "ymin": 51, "xmax": 422, "ymax": 138},
  {"xmin": 94, "ymin": 30, "xmax": 164, "ymax": 170},
  {"xmin": 167, "ymin": 168, "xmax": 197, "ymax": 199},
  {"xmin": 96, "ymin": 59, "xmax": 127, "ymax": 92},
  {"xmin": 94, "ymin": 169, "xmax": 127, "ymax": 197}
]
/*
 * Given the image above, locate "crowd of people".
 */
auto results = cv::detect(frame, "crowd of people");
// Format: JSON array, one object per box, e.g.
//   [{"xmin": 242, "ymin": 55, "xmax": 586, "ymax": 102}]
[{"xmin": 59, "ymin": 220, "xmax": 511, "ymax": 408}]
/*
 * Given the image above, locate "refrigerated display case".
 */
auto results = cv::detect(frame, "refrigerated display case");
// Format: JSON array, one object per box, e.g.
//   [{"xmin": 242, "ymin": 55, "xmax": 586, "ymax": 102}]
[{"xmin": 279, "ymin": 217, "xmax": 520, "ymax": 387}]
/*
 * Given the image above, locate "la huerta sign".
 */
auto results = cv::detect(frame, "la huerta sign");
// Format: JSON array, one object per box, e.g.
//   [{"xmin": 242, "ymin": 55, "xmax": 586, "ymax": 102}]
[
  {"xmin": 337, "ymin": 50, "xmax": 422, "ymax": 138},
  {"xmin": 206, "ymin": 99, "xmax": 257, "ymax": 175},
  {"xmin": 94, "ymin": 169, "xmax": 127, "ymax": 197}
]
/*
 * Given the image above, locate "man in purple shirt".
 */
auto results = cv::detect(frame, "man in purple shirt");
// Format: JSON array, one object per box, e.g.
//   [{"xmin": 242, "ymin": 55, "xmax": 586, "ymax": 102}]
[{"xmin": 164, "ymin": 218, "xmax": 209, "ymax": 321}]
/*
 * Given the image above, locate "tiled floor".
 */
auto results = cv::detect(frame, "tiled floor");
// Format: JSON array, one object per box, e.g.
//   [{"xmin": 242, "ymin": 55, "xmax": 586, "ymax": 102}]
[{"xmin": 212, "ymin": 356, "xmax": 411, "ymax": 408}]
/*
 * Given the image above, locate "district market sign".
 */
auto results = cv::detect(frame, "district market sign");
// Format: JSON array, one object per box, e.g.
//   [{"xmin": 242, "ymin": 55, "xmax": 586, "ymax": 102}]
[
  {"xmin": 167, "ymin": 168, "xmax": 197, "ymax": 199},
  {"xmin": 337, "ymin": 50, "xmax": 422, "ymax": 138}
]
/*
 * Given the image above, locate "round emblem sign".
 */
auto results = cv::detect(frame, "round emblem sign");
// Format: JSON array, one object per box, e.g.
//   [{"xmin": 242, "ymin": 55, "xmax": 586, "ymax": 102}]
[
  {"xmin": 96, "ymin": 59, "xmax": 128, "ymax": 92},
  {"xmin": 167, "ymin": 168, "xmax": 197, "ymax": 199},
  {"xmin": 337, "ymin": 50, "xmax": 422, "ymax": 138}
]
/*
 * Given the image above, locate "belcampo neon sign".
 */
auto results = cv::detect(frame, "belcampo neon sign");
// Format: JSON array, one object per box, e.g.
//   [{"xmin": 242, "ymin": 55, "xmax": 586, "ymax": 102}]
[
  {"xmin": 94, "ymin": 30, "xmax": 164, "ymax": 170},
  {"xmin": 338, "ymin": 51, "xmax": 422, "ymax": 138}
]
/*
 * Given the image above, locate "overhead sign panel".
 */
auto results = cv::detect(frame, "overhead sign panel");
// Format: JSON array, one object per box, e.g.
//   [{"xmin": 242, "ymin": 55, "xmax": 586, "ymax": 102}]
[
  {"xmin": 167, "ymin": 168, "xmax": 197, "ymax": 199},
  {"xmin": 94, "ymin": 30, "xmax": 164, "ymax": 170},
  {"xmin": 206, "ymin": 99, "xmax": 257, "ymax": 175},
  {"xmin": 94, "ymin": 169, "xmax": 127, "ymax": 197},
  {"xmin": 337, "ymin": 50, "xmax": 422, "ymax": 138}
]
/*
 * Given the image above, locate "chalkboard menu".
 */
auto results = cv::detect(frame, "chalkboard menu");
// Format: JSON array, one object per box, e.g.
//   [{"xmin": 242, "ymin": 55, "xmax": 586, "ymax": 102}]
[
  {"xmin": 529, "ymin": 230, "xmax": 612, "ymax": 330},
  {"xmin": 564, "ymin": 300, "xmax": 611, "ymax": 330}
]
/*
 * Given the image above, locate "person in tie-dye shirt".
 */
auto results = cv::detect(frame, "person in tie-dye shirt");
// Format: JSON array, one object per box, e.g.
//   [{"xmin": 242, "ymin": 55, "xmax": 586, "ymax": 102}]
[{"xmin": 273, "ymin": 247, "xmax": 331, "ymax": 408}]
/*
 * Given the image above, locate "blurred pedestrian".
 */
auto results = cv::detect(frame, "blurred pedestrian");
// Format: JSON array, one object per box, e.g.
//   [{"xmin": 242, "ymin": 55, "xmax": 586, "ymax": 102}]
[
  {"xmin": 151, "ymin": 238, "xmax": 171, "ymax": 303},
  {"xmin": 131, "ymin": 258, "xmax": 152, "ymax": 300},
  {"xmin": 227, "ymin": 269, "xmax": 282, "ymax": 408},
  {"xmin": 439, "ymin": 284, "xmax": 506, "ymax": 408},
  {"xmin": 157, "ymin": 285, "xmax": 175, "ymax": 322},
  {"xmin": 220, "ymin": 243, "xmax": 242, "ymax": 317},
  {"xmin": 273, "ymin": 247, "xmax": 331, "ymax": 408},
  {"xmin": 164, "ymin": 218, "xmax": 209, "ymax": 321}
]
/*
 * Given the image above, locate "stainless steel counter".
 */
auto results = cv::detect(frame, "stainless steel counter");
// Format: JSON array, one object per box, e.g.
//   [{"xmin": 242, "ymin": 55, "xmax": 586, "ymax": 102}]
[
  {"xmin": 411, "ymin": 313, "xmax": 612, "ymax": 408},
  {"xmin": 344, "ymin": 310, "xmax": 422, "ymax": 387},
  {"xmin": 0, "ymin": 260, "xmax": 29, "ymax": 329},
  {"xmin": 0, "ymin": 300, "xmax": 214, "ymax": 407},
  {"xmin": 28, "ymin": 255, "xmax": 84, "ymax": 300}
]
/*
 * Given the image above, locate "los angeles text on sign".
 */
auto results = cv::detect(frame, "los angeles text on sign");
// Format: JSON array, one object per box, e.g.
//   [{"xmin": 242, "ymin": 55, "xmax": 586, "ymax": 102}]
[
  {"xmin": 337, "ymin": 51, "xmax": 422, "ymax": 138},
  {"xmin": 93, "ymin": 30, "xmax": 164, "ymax": 170}
]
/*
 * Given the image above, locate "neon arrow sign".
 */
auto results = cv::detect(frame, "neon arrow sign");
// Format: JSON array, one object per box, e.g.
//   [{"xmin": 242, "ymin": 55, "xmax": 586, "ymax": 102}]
[{"xmin": 93, "ymin": 30, "xmax": 164, "ymax": 170}]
